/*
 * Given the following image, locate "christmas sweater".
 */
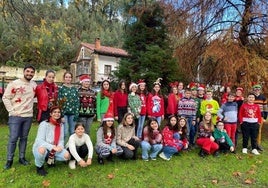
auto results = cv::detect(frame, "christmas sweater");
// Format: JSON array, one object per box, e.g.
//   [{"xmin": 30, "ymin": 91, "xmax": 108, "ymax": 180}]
[
  {"xmin": 254, "ymin": 94, "xmax": 267, "ymax": 118},
  {"xmin": 2, "ymin": 78, "xmax": 36, "ymax": 117},
  {"xmin": 142, "ymin": 126, "xmax": 162, "ymax": 145},
  {"xmin": 78, "ymin": 87, "xmax": 96, "ymax": 117},
  {"xmin": 162, "ymin": 126, "xmax": 186, "ymax": 151},
  {"xmin": 238, "ymin": 103, "xmax": 262, "ymax": 124},
  {"xmin": 200, "ymin": 99, "xmax": 220, "ymax": 125},
  {"xmin": 147, "ymin": 93, "xmax": 164, "ymax": 117},
  {"xmin": 197, "ymin": 122, "xmax": 213, "ymax": 138},
  {"xmin": 213, "ymin": 128, "xmax": 234, "ymax": 146},
  {"xmin": 178, "ymin": 97, "xmax": 197, "ymax": 119},
  {"xmin": 58, "ymin": 85, "xmax": 79, "ymax": 120},
  {"xmin": 128, "ymin": 93, "xmax": 141, "ymax": 118},
  {"xmin": 166, "ymin": 93, "xmax": 180, "ymax": 115},
  {"xmin": 113, "ymin": 90, "xmax": 128, "ymax": 116},
  {"xmin": 139, "ymin": 93, "xmax": 147, "ymax": 115},
  {"xmin": 96, "ymin": 126, "xmax": 117, "ymax": 150},
  {"xmin": 96, "ymin": 92, "xmax": 114, "ymax": 121},
  {"xmin": 217, "ymin": 102, "xmax": 238, "ymax": 123}
]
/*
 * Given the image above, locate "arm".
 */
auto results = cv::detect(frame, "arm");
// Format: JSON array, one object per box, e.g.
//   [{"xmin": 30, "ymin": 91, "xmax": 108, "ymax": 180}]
[
  {"xmin": 2, "ymin": 82, "xmax": 16, "ymax": 113},
  {"xmin": 96, "ymin": 127, "xmax": 111, "ymax": 148},
  {"xmin": 116, "ymin": 125, "xmax": 128, "ymax": 147},
  {"xmin": 96, "ymin": 92, "xmax": 101, "ymax": 121},
  {"xmin": 35, "ymin": 122, "xmax": 54, "ymax": 150},
  {"xmin": 217, "ymin": 105, "xmax": 225, "ymax": 120},
  {"xmin": 85, "ymin": 134, "xmax": 93, "ymax": 159},
  {"xmin": 68, "ymin": 135, "xmax": 83, "ymax": 162}
]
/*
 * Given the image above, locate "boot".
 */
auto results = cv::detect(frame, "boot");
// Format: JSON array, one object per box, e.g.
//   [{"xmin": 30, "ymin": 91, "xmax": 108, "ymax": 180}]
[
  {"xmin": 107, "ymin": 154, "xmax": 114, "ymax": 162},
  {"xmin": 97, "ymin": 156, "xmax": 104, "ymax": 165},
  {"xmin": 36, "ymin": 166, "xmax": 48, "ymax": 176},
  {"xmin": 198, "ymin": 149, "xmax": 205, "ymax": 158},
  {"xmin": 4, "ymin": 160, "xmax": 13, "ymax": 170}
]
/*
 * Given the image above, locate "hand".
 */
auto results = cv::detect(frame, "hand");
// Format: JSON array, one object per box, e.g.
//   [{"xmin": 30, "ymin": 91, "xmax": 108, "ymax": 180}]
[
  {"xmin": 111, "ymin": 148, "xmax": 117, "ymax": 154},
  {"xmin": 86, "ymin": 158, "xmax": 92, "ymax": 166},
  {"xmin": 78, "ymin": 159, "xmax": 87, "ymax": 167},
  {"xmin": 61, "ymin": 117, "xmax": 65, "ymax": 123},
  {"xmin": 230, "ymin": 146, "xmax": 234, "ymax": 152},
  {"xmin": 210, "ymin": 136, "xmax": 215, "ymax": 142},
  {"xmin": 127, "ymin": 144, "xmax": 135, "ymax": 150},
  {"xmin": 192, "ymin": 121, "xmax": 196, "ymax": 125},
  {"xmin": 53, "ymin": 146, "xmax": 63, "ymax": 152}
]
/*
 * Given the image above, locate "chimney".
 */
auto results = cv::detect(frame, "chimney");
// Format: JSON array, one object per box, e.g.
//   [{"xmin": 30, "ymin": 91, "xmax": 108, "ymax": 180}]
[{"xmin": 95, "ymin": 38, "xmax": 101, "ymax": 49}]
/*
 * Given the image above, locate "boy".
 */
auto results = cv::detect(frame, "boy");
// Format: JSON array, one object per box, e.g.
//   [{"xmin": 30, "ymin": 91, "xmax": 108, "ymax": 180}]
[{"xmin": 238, "ymin": 92, "xmax": 262, "ymax": 155}]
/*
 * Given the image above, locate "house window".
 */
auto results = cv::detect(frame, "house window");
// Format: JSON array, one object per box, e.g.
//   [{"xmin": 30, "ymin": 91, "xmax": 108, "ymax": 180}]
[
  {"xmin": 104, "ymin": 65, "xmax": 112, "ymax": 75},
  {"xmin": 77, "ymin": 61, "xmax": 91, "ymax": 76}
]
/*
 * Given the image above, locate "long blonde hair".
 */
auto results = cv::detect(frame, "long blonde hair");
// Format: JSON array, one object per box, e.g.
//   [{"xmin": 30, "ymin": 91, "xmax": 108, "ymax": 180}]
[{"xmin": 202, "ymin": 111, "xmax": 214, "ymax": 131}]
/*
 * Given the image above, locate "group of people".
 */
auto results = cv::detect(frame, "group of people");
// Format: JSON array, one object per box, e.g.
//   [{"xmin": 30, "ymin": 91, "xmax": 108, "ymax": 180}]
[{"xmin": 2, "ymin": 65, "xmax": 266, "ymax": 176}]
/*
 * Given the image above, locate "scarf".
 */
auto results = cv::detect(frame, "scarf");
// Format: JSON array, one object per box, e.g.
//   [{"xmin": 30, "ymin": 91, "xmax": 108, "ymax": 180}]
[
  {"xmin": 102, "ymin": 90, "xmax": 113, "ymax": 98},
  {"xmin": 44, "ymin": 79, "xmax": 56, "ymax": 100},
  {"xmin": 49, "ymin": 117, "xmax": 61, "ymax": 145}
]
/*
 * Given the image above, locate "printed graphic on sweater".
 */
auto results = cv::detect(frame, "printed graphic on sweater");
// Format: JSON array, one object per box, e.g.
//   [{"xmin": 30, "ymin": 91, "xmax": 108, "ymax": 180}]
[{"xmin": 152, "ymin": 96, "xmax": 161, "ymax": 113}]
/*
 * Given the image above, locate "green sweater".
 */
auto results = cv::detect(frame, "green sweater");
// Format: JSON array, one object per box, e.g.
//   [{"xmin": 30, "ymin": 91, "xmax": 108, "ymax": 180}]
[
  {"xmin": 213, "ymin": 128, "xmax": 234, "ymax": 147},
  {"xmin": 96, "ymin": 92, "xmax": 110, "ymax": 121},
  {"xmin": 200, "ymin": 99, "xmax": 220, "ymax": 125},
  {"xmin": 128, "ymin": 93, "xmax": 141, "ymax": 119}
]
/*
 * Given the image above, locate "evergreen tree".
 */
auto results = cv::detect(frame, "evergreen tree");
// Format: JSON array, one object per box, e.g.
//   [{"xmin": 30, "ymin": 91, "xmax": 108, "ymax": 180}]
[{"xmin": 114, "ymin": 2, "xmax": 181, "ymax": 93}]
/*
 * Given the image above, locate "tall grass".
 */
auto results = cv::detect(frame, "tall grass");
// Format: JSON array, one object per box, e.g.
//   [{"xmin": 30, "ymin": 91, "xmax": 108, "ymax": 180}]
[{"xmin": 0, "ymin": 122, "xmax": 268, "ymax": 188}]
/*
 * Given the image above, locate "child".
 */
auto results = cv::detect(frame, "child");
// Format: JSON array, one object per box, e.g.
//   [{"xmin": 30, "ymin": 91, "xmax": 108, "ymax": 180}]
[
  {"xmin": 128, "ymin": 82, "xmax": 141, "ymax": 128},
  {"xmin": 116, "ymin": 113, "xmax": 140, "ymax": 160},
  {"xmin": 96, "ymin": 113, "xmax": 123, "ymax": 164},
  {"xmin": 114, "ymin": 80, "xmax": 128, "ymax": 124},
  {"xmin": 147, "ymin": 78, "xmax": 165, "ymax": 125},
  {"xmin": 217, "ymin": 92, "xmax": 238, "ymax": 145},
  {"xmin": 213, "ymin": 121, "xmax": 235, "ymax": 154},
  {"xmin": 141, "ymin": 118, "xmax": 163, "ymax": 161},
  {"xmin": 66, "ymin": 123, "xmax": 93, "ymax": 169},
  {"xmin": 137, "ymin": 79, "xmax": 148, "ymax": 139},
  {"xmin": 239, "ymin": 92, "xmax": 262, "ymax": 155},
  {"xmin": 166, "ymin": 81, "xmax": 180, "ymax": 116},
  {"xmin": 196, "ymin": 111, "xmax": 219, "ymax": 157},
  {"xmin": 177, "ymin": 117, "xmax": 189, "ymax": 150},
  {"xmin": 159, "ymin": 115, "xmax": 185, "ymax": 161}
]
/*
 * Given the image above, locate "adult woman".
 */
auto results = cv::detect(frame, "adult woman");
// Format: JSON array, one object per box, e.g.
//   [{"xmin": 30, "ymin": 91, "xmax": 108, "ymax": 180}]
[
  {"xmin": 36, "ymin": 70, "xmax": 58, "ymax": 123},
  {"xmin": 113, "ymin": 80, "xmax": 128, "ymax": 123},
  {"xmin": 32, "ymin": 106, "xmax": 70, "ymax": 176}
]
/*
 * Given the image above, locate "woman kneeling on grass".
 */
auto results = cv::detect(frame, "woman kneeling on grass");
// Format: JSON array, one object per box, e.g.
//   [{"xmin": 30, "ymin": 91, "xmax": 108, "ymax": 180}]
[
  {"xmin": 159, "ymin": 115, "xmax": 187, "ymax": 161},
  {"xmin": 196, "ymin": 111, "xmax": 219, "ymax": 157},
  {"xmin": 116, "ymin": 113, "xmax": 140, "ymax": 160},
  {"xmin": 96, "ymin": 113, "xmax": 123, "ymax": 164},
  {"xmin": 66, "ymin": 123, "xmax": 93, "ymax": 169},
  {"xmin": 141, "ymin": 118, "xmax": 163, "ymax": 161},
  {"xmin": 32, "ymin": 106, "xmax": 70, "ymax": 176}
]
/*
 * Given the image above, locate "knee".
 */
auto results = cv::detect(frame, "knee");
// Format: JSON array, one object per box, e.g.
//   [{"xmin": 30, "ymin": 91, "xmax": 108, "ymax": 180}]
[
  {"xmin": 38, "ymin": 147, "xmax": 46, "ymax": 155},
  {"xmin": 64, "ymin": 152, "xmax": 70, "ymax": 160}
]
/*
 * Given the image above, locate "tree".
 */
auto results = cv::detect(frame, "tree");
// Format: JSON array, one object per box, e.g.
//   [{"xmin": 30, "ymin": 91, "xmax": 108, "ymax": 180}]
[{"xmin": 114, "ymin": 2, "xmax": 181, "ymax": 93}]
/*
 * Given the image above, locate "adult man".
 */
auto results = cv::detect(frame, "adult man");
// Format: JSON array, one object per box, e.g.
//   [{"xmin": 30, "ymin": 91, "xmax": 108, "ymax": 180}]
[{"xmin": 2, "ymin": 65, "xmax": 37, "ymax": 169}]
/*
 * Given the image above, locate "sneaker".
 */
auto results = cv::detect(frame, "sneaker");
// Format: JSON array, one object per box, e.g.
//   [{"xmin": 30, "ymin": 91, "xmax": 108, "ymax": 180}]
[
  {"xmin": 242, "ymin": 148, "xmax": 248, "ymax": 154},
  {"xmin": 151, "ymin": 158, "xmax": 157, "ymax": 161},
  {"xmin": 251, "ymin": 149, "xmax": 260, "ymax": 155},
  {"xmin": 143, "ymin": 159, "xmax": 149, "ymax": 162},
  {"xmin": 68, "ymin": 160, "xmax": 76, "ymax": 169},
  {"xmin": 159, "ymin": 152, "xmax": 170, "ymax": 161}
]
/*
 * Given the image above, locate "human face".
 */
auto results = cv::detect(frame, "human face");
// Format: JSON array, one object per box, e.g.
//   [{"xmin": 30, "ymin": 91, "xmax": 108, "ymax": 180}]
[
  {"xmin": 227, "ymin": 95, "xmax": 235, "ymax": 102},
  {"xmin": 125, "ymin": 115, "xmax": 133, "ymax": 125},
  {"xmin": 106, "ymin": 120, "xmax": 114, "ymax": 127},
  {"xmin": 179, "ymin": 119, "xmax": 186, "ymax": 127},
  {"xmin": 172, "ymin": 87, "xmax": 178, "ymax": 94},
  {"xmin": 191, "ymin": 90, "xmax": 197, "ymax": 97},
  {"xmin": 184, "ymin": 91, "xmax": 191, "ymax": 98},
  {"xmin": 50, "ymin": 108, "xmax": 61, "ymax": 120},
  {"xmin": 82, "ymin": 81, "xmax": 90, "ymax": 89},
  {"xmin": 206, "ymin": 91, "xmax": 213, "ymax": 100},
  {"xmin": 75, "ymin": 125, "xmax": 85, "ymax": 137},
  {"xmin": 102, "ymin": 81, "xmax": 110, "ymax": 91},
  {"xmin": 216, "ymin": 123, "xmax": 224, "ymax": 131},
  {"xmin": 170, "ymin": 117, "xmax": 177, "ymax": 126},
  {"xmin": 150, "ymin": 120, "xmax": 159, "ymax": 130},
  {"xmin": 198, "ymin": 89, "xmax": 204, "ymax": 95},
  {"xmin": 64, "ymin": 73, "xmax": 72, "ymax": 84},
  {"xmin": 178, "ymin": 82, "xmax": 183, "ymax": 90},
  {"xmin": 204, "ymin": 112, "xmax": 212, "ymax": 121},
  {"xmin": 120, "ymin": 82, "xmax": 126, "ymax": 90},
  {"xmin": 254, "ymin": 88, "xmax": 261, "ymax": 95},
  {"xmin": 131, "ymin": 85, "xmax": 137, "ymax": 93},
  {"xmin": 23, "ymin": 68, "xmax": 35, "ymax": 81},
  {"xmin": 139, "ymin": 84, "xmax": 145, "ymax": 91},
  {"xmin": 236, "ymin": 90, "xmax": 242, "ymax": 97},
  {"xmin": 46, "ymin": 72, "xmax": 55, "ymax": 84},
  {"xmin": 247, "ymin": 94, "xmax": 255, "ymax": 103},
  {"xmin": 154, "ymin": 84, "xmax": 160, "ymax": 93}
]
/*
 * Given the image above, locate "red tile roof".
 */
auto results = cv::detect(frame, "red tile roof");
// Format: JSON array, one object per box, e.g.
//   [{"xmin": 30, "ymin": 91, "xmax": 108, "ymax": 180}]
[{"xmin": 81, "ymin": 42, "xmax": 128, "ymax": 57}]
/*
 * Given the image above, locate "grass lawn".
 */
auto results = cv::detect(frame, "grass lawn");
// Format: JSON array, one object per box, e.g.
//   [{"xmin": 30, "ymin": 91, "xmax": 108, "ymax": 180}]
[{"xmin": 0, "ymin": 122, "xmax": 268, "ymax": 188}]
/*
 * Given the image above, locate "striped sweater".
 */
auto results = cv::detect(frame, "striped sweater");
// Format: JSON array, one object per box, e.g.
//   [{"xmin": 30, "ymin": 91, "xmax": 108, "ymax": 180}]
[{"xmin": 178, "ymin": 97, "xmax": 197, "ymax": 120}]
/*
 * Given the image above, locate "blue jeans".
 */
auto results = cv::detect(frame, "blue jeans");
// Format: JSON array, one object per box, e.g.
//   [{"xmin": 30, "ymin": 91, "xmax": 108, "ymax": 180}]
[
  {"xmin": 162, "ymin": 146, "xmax": 178, "ymax": 158},
  {"xmin": 151, "ymin": 116, "xmax": 162, "ymax": 126},
  {"xmin": 7, "ymin": 116, "xmax": 33, "ymax": 160},
  {"xmin": 78, "ymin": 116, "xmax": 94, "ymax": 135},
  {"xmin": 137, "ymin": 115, "xmax": 146, "ymax": 138},
  {"xmin": 64, "ymin": 115, "xmax": 76, "ymax": 142},
  {"xmin": 141, "ymin": 141, "xmax": 162, "ymax": 160},
  {"xmin": 186, "ymin": 117, "xmax": 196, "ymax": 145}
]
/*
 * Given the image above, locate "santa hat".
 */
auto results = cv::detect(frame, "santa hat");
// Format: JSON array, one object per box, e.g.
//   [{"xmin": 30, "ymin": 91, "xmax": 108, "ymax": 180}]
[
  {"xmin": 197, "ymin": 84, "xmax": 206, "ymax": 91},
  {"xmin": 236, "ymin": 87, "xmax": 244, "ymax": 92},
  {"xmin": 79, "ymin": 75, "xmax": 90, "ymax": 83},
  {"xmin": 188, "ymin": 82, "xmax": 197, "ymax": 90},
  {"xmin": 102, "ymin": 111, "xmax": 114, "ymax": 122},
  {"xmin": 129, "ymin": 82, "xmax": 138, "ymax": 90},
  {"xmin": 138, "ymin": 79, "xmax": 146, "ymax": 86}
]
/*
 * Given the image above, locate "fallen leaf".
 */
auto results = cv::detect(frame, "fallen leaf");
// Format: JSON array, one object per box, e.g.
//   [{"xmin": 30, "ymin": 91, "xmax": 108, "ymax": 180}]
[
  {"xmin": 232, "ymin": 171, "xmax": 242, "ymax": 177},
  {"xmin": 42, "ymin": 180, "xmax": 50, "ymax": 187},
  {"xmin": 236, "ymin": 156, "xmax": 243, "ymax": 160},
  {"xmin": 244, "ymin": 178, "xmax": 253, "ymax": 184},
  {"xmin": 107, "ymin": 173, "xmax": 115, "ymax": 179},
  {"xmin": 211, "ymin": 179, "xmax": 218, "ymax": 184}
]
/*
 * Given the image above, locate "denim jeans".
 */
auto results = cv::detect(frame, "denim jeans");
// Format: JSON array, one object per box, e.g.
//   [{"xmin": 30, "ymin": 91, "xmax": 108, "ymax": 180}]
[
  {"xmin": 141, "ymin": 141, "xmax": 163, "ymax": 160},
  {"xmin": 64, "ymin": 115, "xmax": 76, "ymax": 142},
  {"xmin": 151, "ymin": 116, "xmax": 162, "ymax": 126},
  {"xmin": 186, "ymin": 117, "xmax": 196, "ymax": 145},
  {"xmin": 162, "ymin": 146, "xmax": 178, "ymax": 158},
  {"xmin": 78, "ymin": 116, "xmax": 94, "ymax": 135},
  {"xmin": 137, "ymin": 115, "xmax": 146, "ymax": 138},
  {"xmin": 7, "ymin": 116, "xmax": 33, "ymax": 160}
]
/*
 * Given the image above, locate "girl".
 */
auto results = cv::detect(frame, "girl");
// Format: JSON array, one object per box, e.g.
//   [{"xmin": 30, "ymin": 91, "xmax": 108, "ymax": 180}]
[
  {"xmin": 114, "ymin": 80, "xmax": 128, "ymax": 124},
  {"xmin": 66, "ymin": 123, "xmax": 93, "ymax": 169},
  {"xmin": 196, "ymin": 111, "xmax": 219, "ymax": 157},
  {"xmin": 166, "ymin": 81, "xmax": 180, "ymax": 116},
  {"xmin": 128, "ymin": 82, "xmax": 141, "ymax": 129},
  {"xmin": 96, "ymin": 79, "xmax": 114, "ymax": 122},
  {"xmin": 32, "ymin": 106, "xmax": 70, "ymax": 176},
  {"xmin": 159, "ymin": 115, "xmax": 186, "ymax": 160},
  {"xmin": 36, "ymin": 70, "xmax": 58, "ymax": 123},
  {"xmin": 147, "ymin": 78, "xmax": 165, "ymax": 125},
  {"xmin": 116, "ymin": 113, "xmax": 140, "ymax": 160},
  {"xmin": 136, "ymin": 79, "xmax": 148, "ymax": 139},
  {"xmin": 96, "ymin": 113, "xmax": 123, "ymax": 164},
  {"xmin": 141, "ymin": 118, "xmax": 163, "ymax": 161},
  {"xmin": 58, "ymin": 72, "xmax": 79, "ymax": 142},
  {"xmin": 178, "ymin": 117, "xmax": 189, "ymax": 150}
]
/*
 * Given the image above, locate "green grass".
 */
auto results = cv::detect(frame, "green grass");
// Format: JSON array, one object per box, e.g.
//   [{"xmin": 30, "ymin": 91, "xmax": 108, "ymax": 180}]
[{"xmin": 0, "ymin": 122, "xmax": 268, "ymax": 188}]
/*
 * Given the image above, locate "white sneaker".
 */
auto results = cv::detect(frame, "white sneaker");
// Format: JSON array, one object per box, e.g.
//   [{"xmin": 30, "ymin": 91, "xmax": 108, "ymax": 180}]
[
  {"xmin": 159, "ymin": 152, "xmax": 170, "ymax": 161},
  {"xmin": 242, "ymin": 148, "xmax": 248, "ymax": 154},
  {"xmin": 68, "ymin": 160, "xmax": 76, "ymax": 169},
  {"xmin": 251, "ymin": 149, "xmax": 260, "ymax": 155}
]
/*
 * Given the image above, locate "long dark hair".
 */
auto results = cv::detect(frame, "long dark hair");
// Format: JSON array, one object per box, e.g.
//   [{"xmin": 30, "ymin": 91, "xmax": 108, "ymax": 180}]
[
  {"xmin": 151, "ymin": 84, "xmax": 163, "ymax": 97},
  {"xmin": 117, "ymin": 79, "xmax": 127, "ymax": 93},
  {"xmin": 101, "ymin": 120, "xmax": 115, "ymax": 139},
  {"xmin": 178, "ymin": 117, "xmax": 187, "ymax": 140},
  {"xmin": 101, "ymin": 80, "xmax": 112, "ymax": 98},
  {"xmin": 166, "ymin": 115, "xmax": 179, "ymax": 131},
  {"xmin": 145, "ymin": 118, "xmax": 160, "ymax": 140}
]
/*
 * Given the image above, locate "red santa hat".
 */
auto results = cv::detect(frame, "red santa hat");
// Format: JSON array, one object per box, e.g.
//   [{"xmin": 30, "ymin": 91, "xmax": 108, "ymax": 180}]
[
  {"xmin": 197, "ymin": 84, "xmax": 206, "ymax": 91},
  {"xmin": 236, "ymin": 87, "xmax": 244, "ymax": 92},
  {"xmin": 79, "ymin": 75, "xmax": 91, "ymax": 83},
  {"xmin": 188, "ymin": 82, "xmax": 197, "ymax": 90},
  {"xmin": 102, "ymin": 111, "xmax": 114, "ymax": 122},
  {"xmin": 137, "ymin": 79, "xmax": 146, "ymax": 86},
  {"xmin": 129, "ymin": 82, "xmax": 138, "ymax": 90}
]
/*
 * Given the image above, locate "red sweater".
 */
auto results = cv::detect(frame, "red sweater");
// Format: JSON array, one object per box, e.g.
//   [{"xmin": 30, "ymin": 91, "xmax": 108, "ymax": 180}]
[
  {"xmin": 147, "ymin": 93, "xmax": 164, "ymax": 117},
  {"xmin": 166, "ymin": 93, "xmax": 180, "ymax": 115},
  {"xmin": 139, "ymin": 93, "xmax": 147, "ymax": 115},
  {"xmin": 238, "ymin": 103, "xmax": 262, "ymax": 124},
  {"xmin": 113, "ymin": 90, "xmax": 128, "ymax": 116}
]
